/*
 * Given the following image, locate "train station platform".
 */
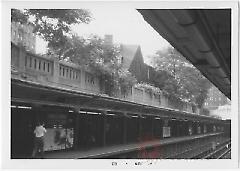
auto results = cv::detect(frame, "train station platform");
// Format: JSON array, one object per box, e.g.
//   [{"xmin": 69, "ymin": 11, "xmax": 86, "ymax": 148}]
[{"xmin": 44, "ymin": 132, "xmax": 223, "ymax": 159}]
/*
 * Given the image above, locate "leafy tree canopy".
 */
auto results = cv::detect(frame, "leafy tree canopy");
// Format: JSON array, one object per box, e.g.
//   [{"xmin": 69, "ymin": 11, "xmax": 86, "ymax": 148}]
[
  {"xmin": 149, "ymin": 46, "xmax": 211, "ymax": 108},
  {"xmin": 135, "ymin": 82, "xmax": 162, "ymax": 95},
  {"xmin": 12, "ymin": 9, "xmax": 136, "ymax": 97},
  {"xmin": 11, "ymin": 9, "xmax": 92, "ymax": 52},
  {"xmin": 48, "ymin": 34, "xmax": 136, "ymax": 97}
]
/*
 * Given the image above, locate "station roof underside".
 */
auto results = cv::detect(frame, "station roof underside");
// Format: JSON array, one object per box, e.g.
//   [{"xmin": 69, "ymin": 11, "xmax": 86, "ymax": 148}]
[
  {"xmin": 11, "ymin": 78, "xmax": 223, "ymax": 123},
  {"xmin": 138, "ymin": 9, "xmax": 231, "ymax": 99}
]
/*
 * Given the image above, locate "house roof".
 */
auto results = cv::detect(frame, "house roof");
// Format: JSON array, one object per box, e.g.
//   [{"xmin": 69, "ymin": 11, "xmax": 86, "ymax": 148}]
[{"xmin": 120, "ymin": 44, "xmax": 140, "ymax": 69}]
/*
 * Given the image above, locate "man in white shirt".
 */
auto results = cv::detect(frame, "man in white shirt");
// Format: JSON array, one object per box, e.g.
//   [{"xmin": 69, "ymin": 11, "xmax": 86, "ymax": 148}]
[{"xmin": 31, "ymin": 122, "xmax": 47, "ymax": 158}]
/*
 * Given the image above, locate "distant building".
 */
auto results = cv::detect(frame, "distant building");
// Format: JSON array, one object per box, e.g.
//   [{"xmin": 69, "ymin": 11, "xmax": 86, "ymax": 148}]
[
  {"xmin": 204, "ymin": 86, "xmax": 229, "ymax": 109},
  {"xmin": 210, "ymin": 104, "xmax": 231, "ymax": 120},
  {"xmin": 119, "ymin": 42, "xmax": 174, "ymax": 87},
  {"xmin": 102, "ymin": 34, "xmax": 149, "ymax": 82},
  {"xmin": 103, "ymin": 34, "xmax": 113, "ymax": 47},
  {"xmin": 117, "ymin": 40, "xmax": 196, "ymax": 113},
  {"xmin": 120, "ymin": 44, "xmax": 147, "ymax": 82},
  {"xmin": 11, "ymin": 21, "xmax": 36, "ymax": 53}
]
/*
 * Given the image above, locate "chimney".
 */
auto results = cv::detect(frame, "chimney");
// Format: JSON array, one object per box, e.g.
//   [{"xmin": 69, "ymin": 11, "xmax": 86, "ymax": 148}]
[{"xmin": 104, "ymin": 34, "xmax": 113, "ymax": 46}]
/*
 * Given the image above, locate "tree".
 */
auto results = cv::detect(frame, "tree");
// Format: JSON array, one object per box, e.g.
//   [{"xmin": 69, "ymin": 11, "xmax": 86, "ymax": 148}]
[
  {"xmin": 11, "ymin": 9, "xmax": 29, "ymax": 24},
  {"xmin": 49, "ymin": 34, "xmax": 136, "ymax": 96},
  {"xmin": 12, "ymin": 9, "xmax": 136, "ymax": 97},
  {"xmin": 119, "ymin": 68, "xmax": 137, "ymax": 96},
  {"xmin": 149, "ymin": 46, "xmax": 211, "ymax": 107},
  {"xmin": 11, "ymin": 9, "xmax": 92, "ymax": 55},
  {"xmin": 151, "ymin": 46, "xmax": 190, "ymax": 77}
]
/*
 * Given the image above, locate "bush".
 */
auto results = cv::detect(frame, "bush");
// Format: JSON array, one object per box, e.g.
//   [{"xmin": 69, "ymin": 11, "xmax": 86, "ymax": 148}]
[{"xmin": 135, "ymin": 83, "xmax": 162, "ymax": 96}]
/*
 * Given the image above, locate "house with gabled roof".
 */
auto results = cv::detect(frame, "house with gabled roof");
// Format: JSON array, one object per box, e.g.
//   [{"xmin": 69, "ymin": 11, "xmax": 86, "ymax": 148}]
[
  {"xmin": 120, "ymin": 44, "xmax": 148, "ymax": 83},
  {"xmin": 119, "ymin": 43, "xmax": 171, "ymax": 86}
]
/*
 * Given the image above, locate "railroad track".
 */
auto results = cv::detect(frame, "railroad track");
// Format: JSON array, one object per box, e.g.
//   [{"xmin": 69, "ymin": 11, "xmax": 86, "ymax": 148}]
[
  {"xmin": 201, "ymin": 141, "xmax": 231, "ymax": 159},
  {"xmin": 190, "ymin": 140, "xmax": 231, "ymax": 159},
  {"xmin": 166, "ymin": 143, "xmax": 211, "ymax": 159},
  {"xmin": 97, "ymin": 138, "xmax": 231, "ymax": 159},
  {"xmin": 164, "ymin": 139, "xmax": 231, "ymax": 159},
  {"xmin": 218, "ymin": 147, "xmax": 231, "ymax": 159}
]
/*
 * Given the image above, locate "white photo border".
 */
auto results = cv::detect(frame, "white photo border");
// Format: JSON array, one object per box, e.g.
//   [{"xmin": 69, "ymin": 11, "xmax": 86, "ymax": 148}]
[{"xmin": 1, "ymin": 0, "xmax": 239, "ymax": 169}]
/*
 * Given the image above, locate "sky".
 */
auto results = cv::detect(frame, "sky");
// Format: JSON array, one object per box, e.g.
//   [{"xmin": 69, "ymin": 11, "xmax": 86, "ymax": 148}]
[{"xmin": 36, "ymin": 7, "xmax": 171, "ymax": 62}]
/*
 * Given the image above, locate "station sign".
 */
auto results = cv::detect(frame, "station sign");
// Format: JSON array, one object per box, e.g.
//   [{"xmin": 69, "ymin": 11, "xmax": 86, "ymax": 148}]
[{"xmin": 163, "ymin": 126, "xmax": 171, "ymax": 138}]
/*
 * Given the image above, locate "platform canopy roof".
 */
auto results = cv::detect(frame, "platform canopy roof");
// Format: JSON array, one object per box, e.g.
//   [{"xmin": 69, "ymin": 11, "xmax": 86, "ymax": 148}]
[{"xmin": 138, "ymin": 9, "xmax": 231, "ymax": 99}]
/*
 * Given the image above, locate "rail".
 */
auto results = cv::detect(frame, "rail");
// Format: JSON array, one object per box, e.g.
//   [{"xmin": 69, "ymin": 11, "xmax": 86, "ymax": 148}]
[
  {"xmin": 218, "ymin": 148, "xmax": 231, "ymax": 159},
  {"xmin": 190, "ymin": 139, "xmax": 230, "ymax": 159},
  {"xmin": 167, "ymin": 137, "xmax": 230, "ymax": 159},
  {"xmin": 202, "ymin": 141, "xmax": 231, "ymax": 159},
  {"xmin": 166, "ymin": 142, "xmax": 212, "ymax": 159}
]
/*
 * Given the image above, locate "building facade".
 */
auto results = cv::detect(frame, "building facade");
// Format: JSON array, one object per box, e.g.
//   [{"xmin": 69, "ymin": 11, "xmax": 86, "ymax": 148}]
[
  {"xmin": 210, "ymin": 104, "xmax": 231, "ymax": 120},
  {"xmin": 204, "ymin": 86, "xmax": 229, "ymax": 109}
]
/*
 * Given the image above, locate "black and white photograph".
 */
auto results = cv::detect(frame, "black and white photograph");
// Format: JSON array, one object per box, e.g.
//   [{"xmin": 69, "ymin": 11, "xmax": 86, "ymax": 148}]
[{"xmin": 1, "ymin": 0, "xmax": 239, "ymax": 170}]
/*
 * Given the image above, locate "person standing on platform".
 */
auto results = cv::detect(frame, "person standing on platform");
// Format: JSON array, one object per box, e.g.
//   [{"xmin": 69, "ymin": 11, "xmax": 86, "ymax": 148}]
[{"xmin": 31, "ymin": 122, "xmax": 47, "ymax": 158}]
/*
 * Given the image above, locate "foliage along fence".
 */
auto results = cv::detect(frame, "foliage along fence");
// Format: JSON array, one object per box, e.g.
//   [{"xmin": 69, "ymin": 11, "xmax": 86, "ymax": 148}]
[{"xmin": 11, "ymin": 43, "xmax": 198, "ymax": 114}]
